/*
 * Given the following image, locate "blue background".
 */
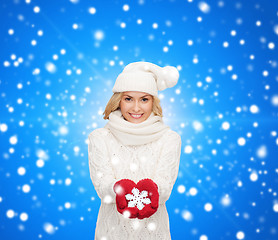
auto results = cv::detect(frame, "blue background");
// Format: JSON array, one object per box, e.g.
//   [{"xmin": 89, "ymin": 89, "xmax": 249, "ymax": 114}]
[{"xmin": 1, "ymin": 0, "xmax": 278, "ymax": 239}]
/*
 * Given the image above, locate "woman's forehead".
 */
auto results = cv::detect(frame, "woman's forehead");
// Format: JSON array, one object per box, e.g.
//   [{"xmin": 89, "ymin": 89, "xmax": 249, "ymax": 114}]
[{"xmin": 123, "ymin": 91, "xmax": 151, "ymax": 97}]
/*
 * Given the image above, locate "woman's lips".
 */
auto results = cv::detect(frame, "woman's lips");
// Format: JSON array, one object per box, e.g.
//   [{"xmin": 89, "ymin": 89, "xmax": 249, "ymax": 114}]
[{"xmin": 129, "ymin": 113, "xmax": 144, "ymax": 119}]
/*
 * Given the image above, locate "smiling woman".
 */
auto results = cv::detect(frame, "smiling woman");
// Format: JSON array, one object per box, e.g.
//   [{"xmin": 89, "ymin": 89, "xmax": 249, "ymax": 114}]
[{"xmin": 88, "ymin": 61, "xmax": 181, "ymax": 240}]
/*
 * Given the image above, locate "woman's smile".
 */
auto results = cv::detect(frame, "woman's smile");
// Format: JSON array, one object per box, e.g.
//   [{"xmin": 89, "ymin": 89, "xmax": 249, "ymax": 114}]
[{"xmin": 129, "ymin": 113, "xmax": 144, "ymax": 119}]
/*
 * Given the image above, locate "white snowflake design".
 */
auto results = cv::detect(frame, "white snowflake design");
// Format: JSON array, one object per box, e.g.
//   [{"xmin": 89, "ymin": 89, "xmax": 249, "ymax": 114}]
[{"xmin": 125, "ymin": 187, "xmax": 151, "ymax": 210}]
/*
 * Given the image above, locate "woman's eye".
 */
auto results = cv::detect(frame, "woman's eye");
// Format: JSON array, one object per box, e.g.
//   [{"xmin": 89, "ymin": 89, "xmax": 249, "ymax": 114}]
[{"xmin": 124, "ymin": 97, "xmax": 148, "ymax": 102}]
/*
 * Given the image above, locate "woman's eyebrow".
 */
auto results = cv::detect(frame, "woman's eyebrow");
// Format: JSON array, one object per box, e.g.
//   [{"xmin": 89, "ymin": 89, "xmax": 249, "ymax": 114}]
[{"xmin": 124, "ymin": 95, "xmax": 150, "ymax": 98}]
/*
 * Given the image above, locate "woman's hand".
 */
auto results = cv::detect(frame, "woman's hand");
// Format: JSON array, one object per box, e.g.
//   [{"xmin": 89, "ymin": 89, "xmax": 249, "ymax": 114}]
[
  {"xmin": 113, "ymin": 179, "xmax": 139, "ymax": 218},
  {"xmin": 113, "ymin": 178, "xmax": 159, "ymax": 219},
  {"xmin": 136, "ymin": 178, "xmax": 159, "ymax": 219}
]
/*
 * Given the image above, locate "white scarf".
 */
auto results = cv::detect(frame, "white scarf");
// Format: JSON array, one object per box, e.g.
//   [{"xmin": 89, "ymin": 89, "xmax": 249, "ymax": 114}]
[{"xmin": 104, "ymin": 109, "xmax": 170, "ymax": 146}]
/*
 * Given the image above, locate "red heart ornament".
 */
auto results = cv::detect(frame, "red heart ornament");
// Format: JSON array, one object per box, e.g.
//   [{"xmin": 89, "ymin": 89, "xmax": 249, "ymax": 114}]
[{"xmin": 113, "ymin": 178, "xmax": 159, "ymax": 219}]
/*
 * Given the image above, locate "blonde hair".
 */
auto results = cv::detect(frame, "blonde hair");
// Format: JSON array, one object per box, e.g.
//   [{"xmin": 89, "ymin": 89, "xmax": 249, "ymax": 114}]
[{"xmin": 103, "ymin": 92, "xmax": 163, "ymax": 120}]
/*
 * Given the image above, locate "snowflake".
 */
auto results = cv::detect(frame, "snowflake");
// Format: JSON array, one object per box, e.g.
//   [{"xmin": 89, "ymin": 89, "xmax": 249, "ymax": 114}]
[{"xmin": 125, "ymin": 187, "xmax": 151, "ymax": 210}]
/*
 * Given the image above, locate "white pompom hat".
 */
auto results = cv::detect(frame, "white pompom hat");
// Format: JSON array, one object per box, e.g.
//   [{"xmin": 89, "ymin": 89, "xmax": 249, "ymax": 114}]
[{"xmin": 112, "ymin": 61, "xmax": 179, "ymax": 97}]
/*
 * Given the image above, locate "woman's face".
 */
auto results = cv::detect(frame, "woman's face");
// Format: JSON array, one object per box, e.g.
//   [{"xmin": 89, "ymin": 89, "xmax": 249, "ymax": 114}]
[{"xmin": 120, "ymin": 91, "xmax": 153, "ymax": 124}]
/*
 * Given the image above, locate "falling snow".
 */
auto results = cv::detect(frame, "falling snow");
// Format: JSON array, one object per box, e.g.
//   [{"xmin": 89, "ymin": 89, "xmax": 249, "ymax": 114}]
[{"xmin": 0, "ymin": 0, "xmax": 278, "ymax": 239}]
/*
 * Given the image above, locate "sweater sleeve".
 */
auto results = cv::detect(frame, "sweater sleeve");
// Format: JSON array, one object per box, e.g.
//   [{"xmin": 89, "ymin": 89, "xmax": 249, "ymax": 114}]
[
  {"xmin": 88, "ymin": 130, "xmax": 119, "ymax": 204},
  {"xmin": 152, "ymin": 131, "xmax": 182, "ymax": 205}
]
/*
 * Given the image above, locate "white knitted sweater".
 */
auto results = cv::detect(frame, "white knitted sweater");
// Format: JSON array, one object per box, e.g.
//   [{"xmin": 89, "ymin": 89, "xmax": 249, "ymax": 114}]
[{"xmin": 88, "ymin": 127, "xmax": 181, "ymax": 240}]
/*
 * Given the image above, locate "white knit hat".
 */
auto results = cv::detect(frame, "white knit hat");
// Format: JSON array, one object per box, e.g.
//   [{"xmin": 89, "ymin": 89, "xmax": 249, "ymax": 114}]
[{"xmin": 112, "ymin": 61, "xmax": 179, "ymax": 97}]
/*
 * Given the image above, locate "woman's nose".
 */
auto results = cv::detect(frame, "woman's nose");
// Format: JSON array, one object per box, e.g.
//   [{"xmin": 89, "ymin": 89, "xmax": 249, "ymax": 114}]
[{"xmin": 132, "ymin": 101, "xmax": 141, "ymax": 111}]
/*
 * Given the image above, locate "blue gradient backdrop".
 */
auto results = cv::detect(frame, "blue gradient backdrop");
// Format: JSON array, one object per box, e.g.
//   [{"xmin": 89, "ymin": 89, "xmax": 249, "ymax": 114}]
[{"xmin": 1, "ymin": 0, "xmax": 278, "ymax": 239}]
